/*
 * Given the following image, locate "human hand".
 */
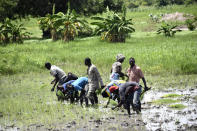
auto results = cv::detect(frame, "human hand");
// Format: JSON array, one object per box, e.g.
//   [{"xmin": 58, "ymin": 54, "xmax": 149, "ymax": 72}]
[
  {"xmin": 51, "ymin": 87, "xmax": 55, "ymax": 92},
  {"xmin": 51, "ymin": 80, "xmax": 55, "ymax": 84},
  {"xmin": 111, "ymin": 106, "xmax": 117, "ymax": 110},
  {"xmin": 101, "ymin": 85, "xmax": 105, "ymax": 89}
]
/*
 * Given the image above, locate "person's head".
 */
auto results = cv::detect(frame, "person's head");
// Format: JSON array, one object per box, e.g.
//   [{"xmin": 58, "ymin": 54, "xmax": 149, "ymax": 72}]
[
  {"xmin": 57, "ymin": 85, "xmax": 64, "ymax": 91},
  {"xmin": 67, "ymin": 84, "xmax": 74, "ymax": 91},
  {"xmin": 116, "ymin": 54, "xmax": 125, "ymax": 63},
  {"xmin": 129, "ymin": 57, "xmax": 135, "ymax": 68},
  {"xmin": 84, "ymin": 57, "xmax": 91, "ymax": 66},
  {"xmin": 45, "ymin": 62, "xmax": 51, "ymax": 70}
]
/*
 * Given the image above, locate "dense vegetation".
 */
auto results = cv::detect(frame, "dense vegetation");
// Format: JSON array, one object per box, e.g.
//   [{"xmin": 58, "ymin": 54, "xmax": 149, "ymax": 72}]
[{"xmin": 1, "ymin": 0, "xmax": 197, "ymax": 21}]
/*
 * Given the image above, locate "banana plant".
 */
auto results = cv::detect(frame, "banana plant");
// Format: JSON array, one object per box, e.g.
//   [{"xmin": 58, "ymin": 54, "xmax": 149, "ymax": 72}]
[
  {"xmin": 55, "ymin": 4, "xmax": 87, "ymax": 42},
  {"xmin": 38, "ymin": 4, "xmax": 61, "ymax": 41},
  {"xmin": 38, "ymin": 14, "xmax": 61, "ymax": 41},
  {"xmin": 0, "ymin": 18, "xmax": 31, "ymax": 44},
  {"xmin": 157, "ymin": 22, "xmax": 181, "ymax": 37},
  {"xmin": 0, "ymin": 18, "xmax": 12, "ymax": 44},
  {"xmin": 91, "ymin": 7, "xmax": 135, "ymax": 42}
]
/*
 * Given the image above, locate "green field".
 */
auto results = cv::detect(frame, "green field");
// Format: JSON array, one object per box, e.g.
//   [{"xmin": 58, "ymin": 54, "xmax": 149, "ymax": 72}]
[{"xmin": 0, "ymin": 4, "xmax": 197, "ymax": 130}]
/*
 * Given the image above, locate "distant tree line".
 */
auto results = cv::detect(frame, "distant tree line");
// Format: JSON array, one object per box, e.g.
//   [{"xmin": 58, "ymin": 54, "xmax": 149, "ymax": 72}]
[
  {"xmin": 125, "ymin": 0, "xmax": 197, "ymax": 8},
  {"xmin": 1, "ymin": 0, "xmax": 197, "ymax": 22},
  {"xmin": 0, "ymin": 0, "xmax": 124, "ymax": 22}
]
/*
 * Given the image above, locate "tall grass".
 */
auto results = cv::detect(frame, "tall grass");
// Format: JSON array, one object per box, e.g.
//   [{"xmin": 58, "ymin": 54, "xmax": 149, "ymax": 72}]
[{"xmin": 0, "ymin": 30, "xmax": 197, "ymax": 76}]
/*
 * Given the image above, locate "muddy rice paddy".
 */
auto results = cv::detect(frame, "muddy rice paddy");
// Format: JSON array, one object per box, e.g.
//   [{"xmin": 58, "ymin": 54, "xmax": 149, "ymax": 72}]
[{"xmin": 1, "ymin": 87, "xmax": 197, "ymax": 131}]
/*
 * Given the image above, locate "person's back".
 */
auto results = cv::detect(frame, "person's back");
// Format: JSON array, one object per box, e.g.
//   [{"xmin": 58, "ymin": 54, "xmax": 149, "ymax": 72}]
[
  {"xmin": 110, "ymin": 54, "xmax": 125, "ymax": 81},
  {"xmin": 50, "ymin": 65, "xmax": 66, "ymax": 80},
  {"xmin": 111, "ymin": 62, "xmax": 122, "ymax": 73},
  {"xmin": 71, "ymin": 77, "xmax": 88, "ymax": 91},
  {"xmin": 106, "ymin": 80, "xmax": 126, "ymax": 89},
  {"xmin": 85, "ymin": 57, "xmax": 104, "ymax": 105},
  {"xmin": 87, "ymin": 64, "xmax": 104, "ymax": 90}
]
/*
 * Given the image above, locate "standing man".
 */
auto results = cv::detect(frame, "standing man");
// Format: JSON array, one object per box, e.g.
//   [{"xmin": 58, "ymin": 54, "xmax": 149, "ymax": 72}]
[
  {"xmin": 127, "ymin": 57, "xmax": 148, "ymax": 113},
  {"xmin": 110, "ymin": 54, "xmax": 126, "ymax": 81},
  {"xmin": 45, "ymin": 62, "xmax": 67, "ymax": 92},
  {"xmin": 84, "ymin": 57, "xmax": 105, "ymax": 105}
]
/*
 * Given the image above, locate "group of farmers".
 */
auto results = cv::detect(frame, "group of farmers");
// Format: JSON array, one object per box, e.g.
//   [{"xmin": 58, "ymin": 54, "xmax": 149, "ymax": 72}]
[{"xmin": 45, "ymin": 54, "xmax": 149, "ymax": 115}]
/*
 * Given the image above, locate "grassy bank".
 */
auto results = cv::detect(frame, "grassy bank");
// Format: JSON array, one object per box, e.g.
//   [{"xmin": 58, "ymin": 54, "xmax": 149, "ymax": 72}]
[{"xmin": 0, "ymin": 30, "xmax": 197, "ymax": 75}]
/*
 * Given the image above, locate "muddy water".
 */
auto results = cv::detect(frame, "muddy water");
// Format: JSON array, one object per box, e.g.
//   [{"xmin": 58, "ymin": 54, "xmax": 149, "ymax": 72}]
[
  {"xmin": 1, "ymin": 88, "xmax": 197, "ymax": 131},
  {"xmin": 142, "ymin": 88, "xmax": 197, "ymax": 131}
]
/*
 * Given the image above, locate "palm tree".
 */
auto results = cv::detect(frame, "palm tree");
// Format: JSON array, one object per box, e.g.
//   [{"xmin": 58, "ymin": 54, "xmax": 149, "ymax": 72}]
[{"xmin": 91, "ymin": 7, "xmax": 135, "ymax": 42}]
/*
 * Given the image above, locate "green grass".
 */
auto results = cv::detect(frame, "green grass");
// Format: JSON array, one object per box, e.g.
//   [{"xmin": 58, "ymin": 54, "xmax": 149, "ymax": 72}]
[
  {"xmin": 0, "ymin": 30, "xmax": 197, "ymax": 76},
  {"xmin": 0, "ymin": 73, "xmax": 111, "ymax": 128},
  {"xmin": 152, "ymin": 98, "xmax": 180, "ymax": 105},
  {"xmin": 161, "ymin": 94, "xmax": 183, "ymax": 98},
  {"xmin": 194, "ymin": 96, "xmax": 197, "ymax": 102},
  {"xmin": 169, "ymin": 104, "xmax": 186, "ymax": 109}
]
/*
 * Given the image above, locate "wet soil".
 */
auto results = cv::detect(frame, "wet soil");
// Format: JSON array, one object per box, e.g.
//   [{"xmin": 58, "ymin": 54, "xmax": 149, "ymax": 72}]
[{"xmin": 1, "ymin": 88, "xmax": 197, "ymax": 131}]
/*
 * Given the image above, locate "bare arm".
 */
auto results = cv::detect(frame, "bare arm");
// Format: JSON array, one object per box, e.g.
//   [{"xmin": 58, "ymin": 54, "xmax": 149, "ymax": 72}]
[
  {"xmin": 142, "ymin": 77, "xmax": 147, "ymax": 89},
  {"xmin": 104, "ymin": 97, "xmax": 111, "ymax": 108},
  {"xmin": 51, "ymin": 76, "xmax": 59, "ymax": 91}
]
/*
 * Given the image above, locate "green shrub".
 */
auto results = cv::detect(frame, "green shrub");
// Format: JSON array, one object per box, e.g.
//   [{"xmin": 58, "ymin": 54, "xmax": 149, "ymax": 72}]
[
  {"xmin": 185, "ymin": 18, "xmax": 196, "ymax": 31},
  {"xmin": 91, "ymin": 7, "xmax": 135, "ymax": 42},
  {"xmin": 127, "ymin": 2, "xmax": 139, "ymax": 9},
  {"xmin": 157, "ymin": 22, "xmax": 181, "ymax": 37},
  {"xmin": 0, "ymin": 18, "xmax": 31, "ymax": 44}
]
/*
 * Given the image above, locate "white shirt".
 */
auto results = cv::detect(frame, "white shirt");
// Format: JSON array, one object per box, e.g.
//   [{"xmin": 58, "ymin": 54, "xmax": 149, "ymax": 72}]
[{"xmin": 50, "ymin": 65, "xmax": 66, "ymax": 80}]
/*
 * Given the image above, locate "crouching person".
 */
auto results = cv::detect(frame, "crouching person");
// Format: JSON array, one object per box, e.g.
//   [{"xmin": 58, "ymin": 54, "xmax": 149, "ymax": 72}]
[
  {"xmin": 66, "ymin": 77, "xmax": 89, "ymax": 106},
  {"xmin": 84, "ymin": 57, "xmax": 105, "ymax": 106},
  {"xmin": 57, "ymin": 80, "xmax": 76, "ymax": 101},
  {"xmin": 112, "ymin": 82, "xmax": 140, "ymax": 115},
  {"xmin": 45, "ymin": 62, "xmax": 78, "ymax": 101},
  {"xmin": 102, "ymin": 80, "xmax": 126, "ymax": 107}
]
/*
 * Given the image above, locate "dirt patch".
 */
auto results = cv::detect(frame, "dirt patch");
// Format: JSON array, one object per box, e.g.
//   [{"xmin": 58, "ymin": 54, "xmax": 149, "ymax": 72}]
[{"xmin": 161, "ymin": 12, "xmax": 193, "ymax": 22}]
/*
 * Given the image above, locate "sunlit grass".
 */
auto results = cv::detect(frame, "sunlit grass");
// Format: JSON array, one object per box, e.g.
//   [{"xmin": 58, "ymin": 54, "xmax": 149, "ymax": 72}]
[
  {"xmin": 169, "ymin": 104, "xmax": 186, "ymax": 109},
  {"xmin": 161, "ymin": 94, "xmax": 183, "ymax": 98}
]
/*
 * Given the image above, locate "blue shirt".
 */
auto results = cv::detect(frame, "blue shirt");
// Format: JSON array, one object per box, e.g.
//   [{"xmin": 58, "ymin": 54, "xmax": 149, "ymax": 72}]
[
  {"xmin": 71, "ymin": 77, "xmax": 88, "ymax": 91},
  {"xmin": 62, "ymin": 80, "xmax": 75, "ymax": 90}
]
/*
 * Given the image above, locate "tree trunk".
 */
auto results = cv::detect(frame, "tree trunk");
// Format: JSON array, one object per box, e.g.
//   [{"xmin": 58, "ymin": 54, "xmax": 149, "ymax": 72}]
[{"xmin": 51, "ymin": 29, "xmax": 57, "ymax": 41}]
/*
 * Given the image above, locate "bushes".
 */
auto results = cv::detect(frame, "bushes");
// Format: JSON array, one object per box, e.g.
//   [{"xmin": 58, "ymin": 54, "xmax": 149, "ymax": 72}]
[
  {"xmin": 38, "ymin": 4, "xmax": 92, "ymax": 41},
  {"xmin": 91, "ymin": 7, "xmax": 135, "ymax": 42},
  {"xmin": 185, "ymin": 17, "xmax": 197, "ymax": 31},
  {"xmin": 157, "ymin": 22, "xmax": 181, "ymax": 37},
  {"xmin": 0, "ymin": 18, "xmax": 31, "ymax": 44}
]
